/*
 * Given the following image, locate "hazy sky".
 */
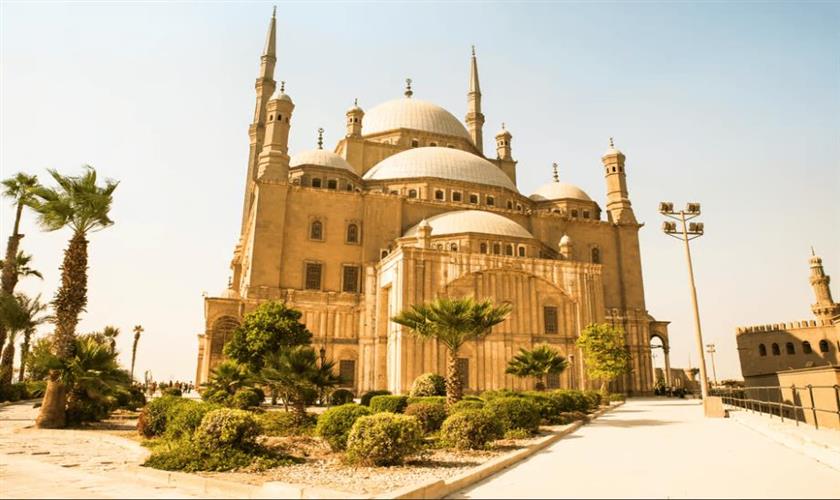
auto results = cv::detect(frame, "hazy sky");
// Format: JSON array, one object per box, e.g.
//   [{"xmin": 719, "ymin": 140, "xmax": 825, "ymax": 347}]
[{"xmin": 1, "ymin": 2, "xmax": 838, "ymax": 383}]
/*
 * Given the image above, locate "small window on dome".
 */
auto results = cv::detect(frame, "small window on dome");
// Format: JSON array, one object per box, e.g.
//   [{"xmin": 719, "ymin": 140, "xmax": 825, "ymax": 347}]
[
  {"xmin": 493, "ymin": 243, "xmax": 501, "ymax": 255},
  {"xmin": 327, "ymin": 179, "xmax": 338, "ymax": 190},
  {"xmin": 518, "ymin": 246, "xmax": 526, "ymax": 257},
  {"xmin": 269, "ymin": 114, "xmax": 274, "ymax": 121},
  {"xmin": 507, "ymin": 200, "xmax": 513, "ymax": 209},
  {"xmin": 486, "ymin": 196, "xmax": 495, "ymax": 206},
  {"xmin": 312, "ymin": 178, "xmax": 322, "ymax": 188},
  {"xmin": 408, "ymin": 189, "xmax": 418, "ymax": 199},
  {"xmin": 480, "ymin": 242, "xmax": 488, "ymax": 254},
  {"xmin": 452, "ymin": 191, "xmax": 462, "ymax": 202},
  {"xmin": 447, "ymin": 144, "xmax": 455, "ymax": 148},
  {"xmin": 436, "ymin": 243, "xmax": 444, "ymax": 250},
  {"xmin": 346, "ymin": 183, "xmax": 353, "ymax": 191},
  {"xmin": 505, "ymin": 244, "xmax": 513, "ymax": 256},
  {"xmin": 411, "ymin": 139, "xmax": 419, "ymax": 148},
  {"xmin": 380, "ymin": 249, "xmax": 389, "ymax": 259},
  {"xmin": 430, "ymin": 142, "xmax": 437, "ymax": 147},
  {"xmin": 450, "ymin": 243, "xmax": 458, "ymax": 252},
  {"xmin": 516, "ymin": 204, "xmax": 523, "ymax": 211},
  {"xmin": 435, "ymin": 190, "xmax": 444, "ymax": 201},
  {"xmin": 469, "ymin": 193, "xmax": 479, "ymax": 204},
  {"xmin": 571, "ymin": 209, "xmax": 579, "ymax": 218},
  {"xmin": 583, "ymin": 210, "xmax": 590, "ymax": 219}
]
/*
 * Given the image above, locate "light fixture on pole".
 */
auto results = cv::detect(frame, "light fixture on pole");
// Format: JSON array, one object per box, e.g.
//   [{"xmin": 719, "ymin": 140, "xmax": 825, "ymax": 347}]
[
  {"xmin": 660, "ymin": 201, "xmax": 710, "ymax": 399},
  {"xmin": 705, "ymin": 343, "xmax": 718, "ymax": 386}
]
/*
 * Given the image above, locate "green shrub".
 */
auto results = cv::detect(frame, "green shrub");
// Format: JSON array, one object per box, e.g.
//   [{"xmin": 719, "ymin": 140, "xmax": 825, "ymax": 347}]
[
  {"xmin": 329, "ymin": 389, "xmax": 355, "ymax": 406},
  {"xmin": 485, "ymin": 397, "xmax": 541, "ymax": 434},
  {"xmin": 406, "ymin": 396, "xmax": 446, "ymax": 406},
  {"xmin": 448, "ymin": 399, "xmax": 485, "ymax": 414},
  {"xmin": 523, "ymin": 391, "xmax": 565, "ymax": 424},
  {"xmin": 316, "ymin": 403, "xmax": 372, "ymax": 451},
  {"xmin": 504, "ymin": 428, "xmax": 532, "ymax": 439},
  {"xmin": 25, "ymin": 381, "xmax": 46, "ymax": 398},
  {"xmin": 165, "ymin": 401, "xmax": 221, "ymax": 441},
  {"xmin": 345, "ymin": 413, "xmax": 424, "ymax": 466},
  {"xmin": 230, "ymin": 387, "xmax": 264, "ymax": 409},
  {"xmin": 162, "ymin": 387, "xmax": 182, "ymax": 397},
  {"xmin": 370, "ymin": 395, "xmax": 408, "ymax": 414},
  {"xmin": 259, "ymin": 411, "xmax": 317, "ymax": 437},
  {"xmin": 144, "ymin": 440, "xmax": 295, "ymax": 472},
  {"xmin": 137, "ymin": 396, "xmax": 193, "ymax": 438},
  {"xmin": 360, "ymin": 390, "xmax": 391, "ymax": 406},
  {"xmin": 66, "ymin": 396, "xmax": 112, "ymax": 424},
  {"xmin": 463, "ymin": 395, "xmax": 484, "ymax": 402},
  {"xmin": 439, "ymin": 410, "xmax": 502, "ymax": 450},
  {"xmin": 404, "ymin": 402, "xmax": 448, "ymax": 433},
  {"xmin": 409, "ymin": 373, "xmax": 446, "ymax": 397},
  {"xmin": 480, "ymin": 389, "xmax": 522, "ymax": 401},
  {"xmin": 200, "ymin": 387, "xmax": 231, "ymax": 405},
  {"xmin": 0, "ymin": 383, "xmax": 29, "ymax": 402},
  {"xmin": 194, "ymin": 409, "xmax": 261, "ymax": 450},
  {"xmin": 608, "ymin": 393, "xmax": 625, "ymax": 402},
  {"xmin": 550, "ymin": 390, "xmax": 589, "ymax": 413},
  {"xmin": 583, "ymin": 390, "xmax": 602, "ymax": 409}
]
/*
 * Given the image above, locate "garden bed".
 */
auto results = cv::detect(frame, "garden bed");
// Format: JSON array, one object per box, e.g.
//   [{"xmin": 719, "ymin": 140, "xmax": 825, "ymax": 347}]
[{"xmin": 198, "ymin": 424, "xmax": 572, "ymax": 495}]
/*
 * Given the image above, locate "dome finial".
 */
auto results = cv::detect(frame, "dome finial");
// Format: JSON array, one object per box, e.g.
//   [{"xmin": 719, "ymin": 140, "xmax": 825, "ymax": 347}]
[
  {"xmin": 272, "ymin": 5, "xmax": 276, "ymax": 18},
  {"xmin": 811, "ymin": 246, "xmax": 816, "ymax": 257},
  {"xmin": 471, "ymin": 44, "xmax": 476, "ymax": 57},
  {"xmin": 552, "ymin": 162, "xmax": 559, "ymax": 183},
  {"xmin": 280, "ymin": 80, "xmax": 285, "ymax": 93},
  {"xmin": 404, "ymin": 78, "xmax": 413, "ymax": 98},
  {"xmin": 501, "ymin": 122, "xmax": 506, "ymax": 130},
  {"xmin": 317, "ymin": 127, "xmax": 324, "ymax": 149},
  {"xmin": 354, "ymin": 97, "xmax": 358, "ymax": 107},
  {"xmin": 609, "ymin": 136, "xmax": 615, "ymax": 148}
]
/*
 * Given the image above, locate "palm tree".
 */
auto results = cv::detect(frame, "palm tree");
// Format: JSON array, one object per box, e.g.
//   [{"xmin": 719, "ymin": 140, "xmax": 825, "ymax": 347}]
[
  {"xmin": 130, "ymin": 325, "xmax": 142, "ymax": 379},
  {"xmin": 505, "ymin": 344, "xmax": 568, "ymax": 391},
  {"xmin": 0, "ymin": 293, "xmax": 29, "ymax": 385},
  {"xmin": 0, "ymin": 172, "xmax": 40, "ymax": 362},
  {"xmin": 0, "ymin": 251, "xmax": 43, "ymax": 281},
  {"xmin": 259, "ymin": 346, "xmax": 338, "ymax": 418},
  {"xmin": 392, "ymin": 297, "xmax": 512, "ymax": 405},
  {"xmin": 8, "ymin": 294, "xmax": 51, "ymax": 383},
  {"xmin": 30, "ymin": 166, "xmax": 118, "ymax": 428},
  {"xmin": 101, "ymin": 326, "xmax": 120, "ymax": 354}
]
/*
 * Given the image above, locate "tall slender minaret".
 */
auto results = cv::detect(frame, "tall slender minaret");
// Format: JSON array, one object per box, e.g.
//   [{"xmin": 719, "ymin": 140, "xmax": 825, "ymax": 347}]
[
  {"xmin": 601, "ymin": 138, "xmax": 636, "ymax": 224},
  {"xmin": 465, "ymin": 46, "xmax": 485, "ymax": 155},
  {"xmin": 809, "ymin": 249, "xmax": 840, "ymax": 321},
  {"xmin": 241, "ymin": 8, "xmax": 278, "ymax": 231}
]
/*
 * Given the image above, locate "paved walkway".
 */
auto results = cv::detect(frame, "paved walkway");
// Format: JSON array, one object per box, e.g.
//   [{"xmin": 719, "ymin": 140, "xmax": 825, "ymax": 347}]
[
  {"xmin": 0, "ymin": 401, "xmax": 226, "ymax": 499},
  {"xmin": 450, "ymin": 398, "xmax": 840, "ymax": 499}
]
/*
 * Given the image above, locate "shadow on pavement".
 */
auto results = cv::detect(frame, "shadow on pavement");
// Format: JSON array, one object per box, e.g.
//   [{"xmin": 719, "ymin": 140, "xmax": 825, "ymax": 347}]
[{"xmin": 595, "ymin": 418, "xmax": 676, "ymax": 428}]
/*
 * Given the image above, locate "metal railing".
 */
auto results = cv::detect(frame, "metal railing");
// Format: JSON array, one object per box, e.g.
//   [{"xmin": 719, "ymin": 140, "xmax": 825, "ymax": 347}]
[{"xmin": 710, "ymin": 384, "xmax": 840, "ymax": 430}]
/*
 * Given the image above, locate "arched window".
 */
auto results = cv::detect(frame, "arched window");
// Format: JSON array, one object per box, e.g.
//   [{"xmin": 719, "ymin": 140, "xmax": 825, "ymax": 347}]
[
  {"xmin": 591, "ymin": 247, "xmax": 601, "ymax": 264},
  {"xmin": 469, "ymin": 193, "xmax": 479, "ymax": 204},
  {"xmin": 408, "ymin": 189, "xmax": 418, "ymax": 198},
  {"xmin": 486, "ymin": 196, "xmax": 495, "ymax": 206},
  {"xmin": 785, "ymin": 342, "xmax": 795, "ymax": 355},
  {"xmin": 311, "ymin": 178, "xmax": 322, "ymax": 188},
  {"xmin": 571, "ymin": 209, "xmax": 579, "ymax": 218},
  {"xmin": 411, "ymin": 139, "xmax": 419, "ymax": 148},
  {"xmin": 771, "ymin": 343, "xmax": 780, "ymax": 356},
  {"xmin": 380, "ymin": 249, "xmax": 389, "ymax": 259},
  {"xmin": 450, "ymin": 243, "xmax": 458, "ymax": 252},
  {"xmin": 819, "ymin": 340, "xmax": 830, "ymax": 353},
  {"xmin": 518, "ymin": 246, "xmax": 526, "ymax": 257},
  {"xmin": 759, "ymin": 344, "xmax": 767, "ymax": 357},
  {"xmin": 507, "ymin": 200, "xmax": 513, "ymax": 209},
  {"xmin": 435, "ymin": 190, "xmax": 444, "ymax": 201},
  {"xmin": 429, "ymin": 142, "xmax": 437, "ymax": 147},
  {"xmin": 505, "ymin": 244, "xmax": 513, "ymax": 256},
  {"xmin": 493, "ymin": 243, "xmax": 501, "ymax": 255},
  {"xmin": 310, "ymin": 220, "xmax": 323, "ymax": 240},
  {"xmin": 327, "ymin": 179, "xmax": 338, "ymax": 190},
  {"xmin": 346, "ymin": 223, "xmax": 358, "ymax": 244},
  {"xmin": 479, "ymin": 242, "xmax": 488, "ymax": 253},
  {"xmin": 803, "ymin": 341, "xmax": 813, "ymax": 354},
  {"xmin": 452, "ymin": 191, "xmax": 462, "ymax": 202}
]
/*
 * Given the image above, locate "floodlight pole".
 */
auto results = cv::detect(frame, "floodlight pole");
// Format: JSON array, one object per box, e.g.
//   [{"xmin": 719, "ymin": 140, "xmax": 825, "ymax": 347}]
[{"xmin": 661, "ymin": 205, "xmax": 710, "ymax": 400}]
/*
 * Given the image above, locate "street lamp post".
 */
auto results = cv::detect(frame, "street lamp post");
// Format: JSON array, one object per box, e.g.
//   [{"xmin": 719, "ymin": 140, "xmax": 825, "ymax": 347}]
[
  {"xmin": 660, "ymin": 201, "xmax": 710, "ymax": 399},
  {"xmin": 706, "ymin": 343, "xmax": 718, "ymax": 386}
]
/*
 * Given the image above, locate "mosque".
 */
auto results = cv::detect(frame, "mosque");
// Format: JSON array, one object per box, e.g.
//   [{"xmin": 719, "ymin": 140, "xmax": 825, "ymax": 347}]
[{"xmin": 195, "ymin": 10, "xmax": 673, "ymax": 395}]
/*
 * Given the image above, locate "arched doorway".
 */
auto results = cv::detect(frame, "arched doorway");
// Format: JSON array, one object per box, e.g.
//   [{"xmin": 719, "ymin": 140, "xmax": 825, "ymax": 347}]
[{"xmin": 650, "ymin": 334, "xmax": 671, "ymax": 390}]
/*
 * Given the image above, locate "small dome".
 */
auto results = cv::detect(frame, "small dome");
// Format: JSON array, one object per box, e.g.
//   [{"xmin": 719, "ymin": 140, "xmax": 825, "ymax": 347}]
[
  {"xmin": 363, "ymin": 147, "xmax": 518, "ymax": 191},
  {"xmin": 404, "ymin": 210, "xmax": 533, "ymax": 239},
  {"xmin": 529, "ymin": 182, "xmax": 592, "ymax": 202},
  {"xmin": 602, "ymin": 138, "xmax": 624, "ymax": 158},
  {"xmin": 496, "ymin": 126, "xmax": 511, "ymax": 137},
  {"xmin": 290, "ymin": 150, "xmax": 355, "ymax": 172},
  {"xmin": 363, "ymin": 98, "xmax": 471, "ymax": 140},
  {"xmin": 271, "ymin": 87, "xmax": 293, "ymax": 103}
]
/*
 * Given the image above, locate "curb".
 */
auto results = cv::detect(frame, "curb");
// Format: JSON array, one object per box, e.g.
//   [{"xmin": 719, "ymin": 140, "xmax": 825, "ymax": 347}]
[{"xmin": 381, "ymin": 401, "xmax": 624, "ymax": 500}]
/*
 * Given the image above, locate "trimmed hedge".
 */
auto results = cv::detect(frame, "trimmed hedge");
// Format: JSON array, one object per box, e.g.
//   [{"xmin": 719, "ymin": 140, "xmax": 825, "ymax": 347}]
[
  {"xmin": 195, "ymin": 409, "xmax": 261, "ymax": 450},
  {"xmin": 409, "ymin": 373, "xmax": 446, "ymax": 397},
  {"xmin": 316, "ymin": 403, "xmax": 372, "ymax": 451},
  {"xmin": 404, "ymin": 402, "xmax": 448, "ymax": 433},
  {"xmin": 165, "ymin": 401, "xmax": 222, "ymax": 441},
  {"xmin": 137, "ymin": 396, "xmax": 194, "ymax": 438},
  {"xmin": 259, "ymin": 411, "xmax": 317, "ymax": 437},
  {"xmin": 329, "ymin": 389, "xmax": 355, "ymax": 406},
  {"xmin": 480, "ymin": 389, "xmax": 522, "ymax": 401},
  {"xmin": 440, "ymin": 409, "xmax": 502, "ymax": 450},
  {"xmin": 360, "ymin": 390, "xmax": 391, "ymax": 406},
  {"xmin": 406, "ymin": 396, "xmax": 446, "ymax": 406},
  {"xmin": 0, "ymin": 383, "xmax": 30, "ymax": 402},
  {"xmin": 345, "ymin": 413, "xmax": 424, "ymax": 466},
  {"xmin": 484, "ymin": 397, "xmax": 541, "ymax": 434},
  {"xmin": 448, "ymin": 399, "xmax": 485, "ymax": 414},
  {"xmin": 230, "ymin": 387, "xmax": 264, "ymax": 409},
  {"xmin": 369, "ymin": 395, "xmax": 408, "ymax": 414},
  {"xmin": 583, "ymin": 390, "xmax": 602, "ymax": 409}
]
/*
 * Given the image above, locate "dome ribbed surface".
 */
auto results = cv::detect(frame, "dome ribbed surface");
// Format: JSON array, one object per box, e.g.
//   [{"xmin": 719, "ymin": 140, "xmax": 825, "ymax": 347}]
[
  {"xmin": 529, "ymin": 182, "xmax": 592, "ymax": 202},
  {"xmin": 290, "ymin": 149, "xmax": 355, "ymax": 172},
  {"xmin": 404, "ymin": 210, "xmax": 533, "ymax": 238},
  {"xmin": 363, "ymin": 98, "xmax": 471, "ymax": 140}
]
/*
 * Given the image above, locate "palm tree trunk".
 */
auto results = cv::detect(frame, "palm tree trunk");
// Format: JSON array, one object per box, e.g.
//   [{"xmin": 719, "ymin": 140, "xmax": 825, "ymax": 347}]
[
  {"xmin": 18, "ymin": 332, "xmax": 31, "ymax": 382},
  {"xmin": 130, "ymin": 335, "xmax": 139, "ymax": 380},
  {"xmin": 445, "ymin": 348, "xmax": 462, "ymax": 405},
  {"xmin": 0, "ymin": 338, "xmax": 15, "ymax": 385},
  {"xmin": 36, "ymin": 232, "xmax": 88, "ymax": 429},
  {"xmin": 1, "ymin": 203, "xmax": 24, "ymax": 295}
]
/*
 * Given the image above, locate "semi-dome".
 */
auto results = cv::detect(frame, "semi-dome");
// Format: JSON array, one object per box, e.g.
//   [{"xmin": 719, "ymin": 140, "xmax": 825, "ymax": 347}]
[
  {"xmin": 290, "ymin": 149, "xmax": 355, "ymax": 172},
  {"xmin": 529, "ymin": 182, "xmax": 592, "ymax": 202},
  {"xmin": 363, "ymin": 98, "xmax": 471, "ymax": 140},
  {"xmin": 404, "ymin": 210, "xmax": 533, "ymax": 239},
  {"xmin": 363, "ymin": 147, "xmax": 518, "ymax": 191}
]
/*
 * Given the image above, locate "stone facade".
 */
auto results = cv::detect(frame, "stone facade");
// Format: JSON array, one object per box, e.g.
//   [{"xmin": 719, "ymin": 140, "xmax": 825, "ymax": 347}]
[{"xmin": 195, "ymin": 11, "xmax": 670, "ymax": 395}]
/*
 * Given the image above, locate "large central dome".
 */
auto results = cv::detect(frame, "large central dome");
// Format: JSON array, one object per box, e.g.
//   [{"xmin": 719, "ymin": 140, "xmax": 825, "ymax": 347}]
[
  {"xmin": 363, "ymin": 98, "xmax": 472, "ymax": 140},
  {"xmin": 363, "ymin": 147, "xmax": 518, "ymax": 191}
]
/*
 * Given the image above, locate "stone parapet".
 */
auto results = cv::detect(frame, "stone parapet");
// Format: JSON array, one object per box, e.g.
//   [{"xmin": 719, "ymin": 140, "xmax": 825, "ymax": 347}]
[{"xmin": 735, "ymin": 319, "xmax": 834, "ymax": 335}]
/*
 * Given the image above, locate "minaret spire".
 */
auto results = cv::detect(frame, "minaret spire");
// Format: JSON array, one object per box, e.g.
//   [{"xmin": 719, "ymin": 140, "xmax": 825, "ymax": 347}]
[
  {"xmin": 466, "ymin": 46, "xmax": 485, "ymax": 155},
  {"xmin": 552, "ymin": 162, "xmax": 559, "ymax": 183},
  {"xmin": 809, "ymin": 249, "xmax": 840, "ymax": 321}
]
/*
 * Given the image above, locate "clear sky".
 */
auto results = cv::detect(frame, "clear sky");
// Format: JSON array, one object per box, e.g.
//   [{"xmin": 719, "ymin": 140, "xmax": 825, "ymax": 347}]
[{"xmin": 1, "ymin": 1, "xmax": 838, "ymax": 383}]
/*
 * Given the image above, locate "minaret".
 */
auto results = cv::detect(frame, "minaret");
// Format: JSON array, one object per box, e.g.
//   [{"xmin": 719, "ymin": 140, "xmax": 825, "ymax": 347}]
[
  {"xmin": 346, "ymin": 98, "xmax": 364, "ymax": 138},
  {"xmin": 465, "ymin": 46, "xmax": 485, "ymax": 155},
  {"xmin": 601, "ymin": 138, "xmax": 636, "ymax": 224},
  {"xmin": 495, "ymin": 123, "xmax": 512, "ymax": 160},
  {"xmin": 241, "ymin": 8, "xmax": 278, "ymax": 230},
  {"xmin": 256, "ymin": 81, "xmax": 294, "ymax": 181},
  {"xmin": 809, "ymin": 249, "xmax": 840, "ymax": 321}
]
